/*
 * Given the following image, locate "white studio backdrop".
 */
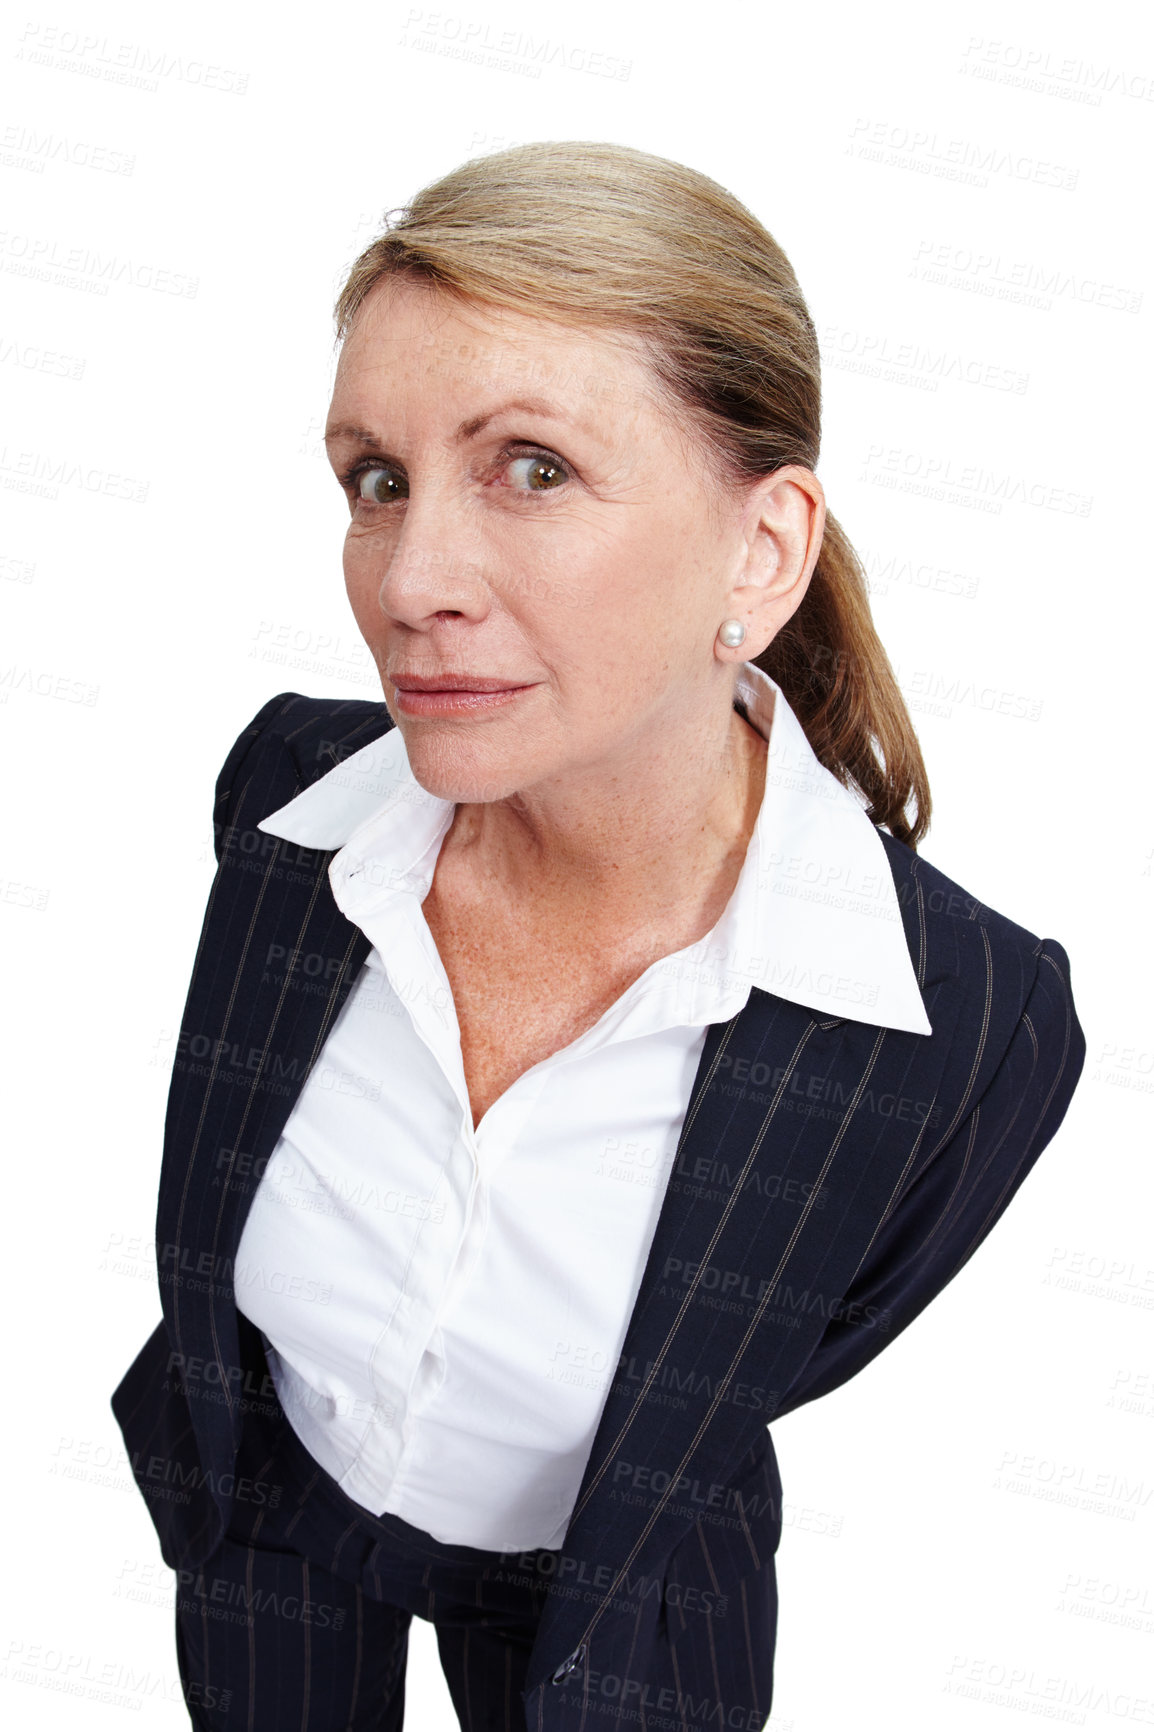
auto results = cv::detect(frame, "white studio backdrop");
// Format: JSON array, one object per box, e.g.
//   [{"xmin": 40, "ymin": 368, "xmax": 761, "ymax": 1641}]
[{"xmin": 2, "ymin": 0, "xmax": 1150, "ymax": 1727}]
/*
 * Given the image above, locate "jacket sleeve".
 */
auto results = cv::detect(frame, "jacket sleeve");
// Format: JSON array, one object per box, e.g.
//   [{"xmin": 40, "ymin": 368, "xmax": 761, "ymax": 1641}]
[{"xmin": 773, "ymin": 936, "xmax": 1085, "ymax": 1417}]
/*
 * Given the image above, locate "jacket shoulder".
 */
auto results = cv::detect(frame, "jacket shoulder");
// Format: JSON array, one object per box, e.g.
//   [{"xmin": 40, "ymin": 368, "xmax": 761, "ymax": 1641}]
[
  {"xmin": 262, "ymin": 691, "xmax": 396, "ymax": 786},
  {"xmin": 212, "ymin": 692, "xmax": 397, "ymax": 862},
  {"xmin": 875, "ymin": 828, "xmax": 1075, "ymax": 1066},
  {"xmin": 216, "ymin": 690, "xmax": 397, "ymax": 807},
  {"xmin": 877, "ymin": 828, "xmax": 1047, "ymax": 965},
  {"xmin": 875, "ymin": 830, "xmax": 1083, "ymax": 1187}
]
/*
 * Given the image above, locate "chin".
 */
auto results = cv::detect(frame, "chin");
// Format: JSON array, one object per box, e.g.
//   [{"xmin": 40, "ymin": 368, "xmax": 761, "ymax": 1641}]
[{"xmin": 399, "ymin": 734, "xmax": 534, "ymax": 806}]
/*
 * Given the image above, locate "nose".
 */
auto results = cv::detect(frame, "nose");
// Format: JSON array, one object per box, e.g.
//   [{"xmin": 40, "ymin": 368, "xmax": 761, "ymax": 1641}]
[{"xmin": 371, "ymin": 494, "xmax": 489, "ymax": 630}]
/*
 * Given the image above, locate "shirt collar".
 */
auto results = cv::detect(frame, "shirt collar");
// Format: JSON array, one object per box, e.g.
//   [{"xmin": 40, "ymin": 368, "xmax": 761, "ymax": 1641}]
[{"xmin": 257, "ymin": 665, "xmax": 931, "ymax": 1035}]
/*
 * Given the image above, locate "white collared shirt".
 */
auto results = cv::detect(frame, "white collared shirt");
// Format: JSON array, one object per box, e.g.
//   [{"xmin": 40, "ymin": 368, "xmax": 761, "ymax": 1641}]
[{"xmin": 233, "ymin": 664, "xmax": 930, "ymax": 1549}]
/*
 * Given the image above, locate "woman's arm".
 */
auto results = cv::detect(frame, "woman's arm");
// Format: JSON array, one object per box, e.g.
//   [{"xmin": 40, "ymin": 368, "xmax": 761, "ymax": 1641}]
[{"xmin": 773, "ymin": 937, "xmax": 1085, "ymax": 1417}]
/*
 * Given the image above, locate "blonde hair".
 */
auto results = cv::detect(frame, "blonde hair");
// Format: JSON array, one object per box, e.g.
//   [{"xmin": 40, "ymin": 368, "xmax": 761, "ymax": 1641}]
[{"xmin": 336, "ymin": 141, "xmax": 931, "ymax": 847}]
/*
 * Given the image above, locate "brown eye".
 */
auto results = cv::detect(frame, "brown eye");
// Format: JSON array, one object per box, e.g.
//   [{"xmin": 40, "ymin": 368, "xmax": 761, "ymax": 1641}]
[
  {"xmin": 357, "ymin": 467, "xmax": 407, "ymax": 504},
  {"xmin": 507, "ymin": 454, "xmax": 568, "ymax": 491}
]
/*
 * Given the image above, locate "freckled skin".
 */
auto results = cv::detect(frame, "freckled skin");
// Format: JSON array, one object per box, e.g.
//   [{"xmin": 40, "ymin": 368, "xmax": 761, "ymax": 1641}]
[{"xmin": 326, "ymin": 279, "xmax": 825, "ymax": 1126}]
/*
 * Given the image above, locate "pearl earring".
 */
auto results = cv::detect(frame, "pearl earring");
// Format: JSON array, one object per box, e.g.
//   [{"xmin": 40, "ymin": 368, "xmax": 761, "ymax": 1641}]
[{"xmin": 718, "ymin": 619, "xmax": 746, "ymax": 648}]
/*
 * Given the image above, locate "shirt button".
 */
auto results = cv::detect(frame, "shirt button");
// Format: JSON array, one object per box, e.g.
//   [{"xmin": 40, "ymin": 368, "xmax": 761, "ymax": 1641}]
[{"xmin": 551, "ymin": 1643, "xmax": 586, "ymax": 1684}]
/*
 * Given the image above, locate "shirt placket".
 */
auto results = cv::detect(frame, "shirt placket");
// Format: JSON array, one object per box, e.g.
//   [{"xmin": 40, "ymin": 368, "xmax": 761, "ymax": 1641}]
[{"xmin": 356, "ymin": 896, "xmax": 502, "ymax": 1489}]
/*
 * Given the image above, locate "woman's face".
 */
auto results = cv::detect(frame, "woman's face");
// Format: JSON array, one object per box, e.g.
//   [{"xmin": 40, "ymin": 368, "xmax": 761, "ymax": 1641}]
[{"xmin": 327, "ymin": 277, "xmax": 776, "ymax": 806}]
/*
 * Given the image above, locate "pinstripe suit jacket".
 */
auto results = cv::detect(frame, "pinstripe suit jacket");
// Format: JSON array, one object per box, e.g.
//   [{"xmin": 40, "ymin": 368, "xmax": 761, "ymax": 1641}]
[{"xmin": 111, "ymin": 691, "xmax": 1085, "ymax": 1725}]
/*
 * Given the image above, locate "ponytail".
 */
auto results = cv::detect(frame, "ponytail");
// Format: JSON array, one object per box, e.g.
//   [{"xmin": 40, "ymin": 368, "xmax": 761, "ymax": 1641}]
[{"xmin": 757, "ymin": 515, "xmax": 931, "ymax": 847}]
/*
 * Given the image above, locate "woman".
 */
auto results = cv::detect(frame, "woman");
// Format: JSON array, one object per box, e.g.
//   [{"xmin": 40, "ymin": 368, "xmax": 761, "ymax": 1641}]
[{"xmin": 111, "ymin": 142, "xmax": 1085, "ymax": 1732}]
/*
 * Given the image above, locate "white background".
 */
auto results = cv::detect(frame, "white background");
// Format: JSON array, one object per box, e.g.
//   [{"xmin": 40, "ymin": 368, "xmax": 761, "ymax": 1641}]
[{"xmin": 2, "ymin": 0, "xmax": 1151, "ymax": 1727}]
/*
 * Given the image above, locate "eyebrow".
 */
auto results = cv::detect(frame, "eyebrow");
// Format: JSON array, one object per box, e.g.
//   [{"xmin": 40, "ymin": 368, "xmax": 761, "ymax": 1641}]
[
  {"xmin": 454, "ymin": 396, "xmax": 564, "ymax": 441},
  {"xmin": 324, "ymin": 396, "xmax": 573, "ymax": 449}
]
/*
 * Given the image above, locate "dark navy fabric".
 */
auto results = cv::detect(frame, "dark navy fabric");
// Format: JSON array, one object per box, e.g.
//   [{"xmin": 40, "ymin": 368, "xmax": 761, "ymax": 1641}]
[
  {"xmin": 111, "ymin": 692, "xmax": 1086, "ymax": 1730},
  {"xmin": 174, "ymin": 1313, "xmax": 561, "ymax": 1730},
  {"xmin": 174, "ymin": 1317, "xmax": 778, "ymax": 1732}
]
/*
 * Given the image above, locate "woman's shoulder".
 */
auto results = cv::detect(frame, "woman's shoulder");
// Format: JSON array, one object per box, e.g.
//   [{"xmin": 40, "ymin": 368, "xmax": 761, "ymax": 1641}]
[
  {"xmin": 876, "ymin": 825, "xmax": 1041, "ymax": 944},
  {"xmin": 210, "ymin": 690, "xmax": 396, "ymax": 863},
  {"xmin": 215, "ymin": 689, "xmax": 396, "ymax": 803},
  {"xmin": 874, "ymin": 827, "xmax": 1080, "ymax": 1070}
]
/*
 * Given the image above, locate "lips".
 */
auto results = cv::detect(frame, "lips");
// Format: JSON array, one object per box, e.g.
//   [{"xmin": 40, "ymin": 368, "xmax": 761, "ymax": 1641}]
[
  {"xmin": 391, "ymin": 673, "xmax": 530, "ymax": 692},
  {"xmin": 391, "ymin": 680, "xmax": 532, "ymax": 718}
]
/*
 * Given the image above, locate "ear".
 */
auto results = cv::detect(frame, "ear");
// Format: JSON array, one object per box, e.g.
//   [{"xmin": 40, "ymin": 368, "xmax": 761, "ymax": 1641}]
[{"xmin": 720, "ymin": 466, "xmax": 826, "ymax": 658}]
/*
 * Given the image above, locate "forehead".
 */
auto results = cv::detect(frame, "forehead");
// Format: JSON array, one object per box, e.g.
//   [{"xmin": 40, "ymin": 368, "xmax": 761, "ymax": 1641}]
[{"xmin": 332, "ymin": 276, "xmax": 658, "ymax": 414}]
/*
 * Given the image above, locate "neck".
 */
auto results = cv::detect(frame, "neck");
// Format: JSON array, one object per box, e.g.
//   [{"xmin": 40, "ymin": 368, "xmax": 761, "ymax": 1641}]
[{"xmin": 442, "ymin": 699, "xmax": 768, "ymax": 931}]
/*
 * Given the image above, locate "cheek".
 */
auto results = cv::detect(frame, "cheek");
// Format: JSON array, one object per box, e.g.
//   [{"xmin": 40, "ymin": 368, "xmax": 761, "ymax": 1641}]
[
  {"xmin": 343, "ymin": 535, "xmax": 383, "ymax": 630},
  {"xmin": 593, "ymin": 510, "xmax": 712, "ymax": 623},
  {"xmin": 553, "ymin": 513, "xmax": 652, "ymax": 602}
]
